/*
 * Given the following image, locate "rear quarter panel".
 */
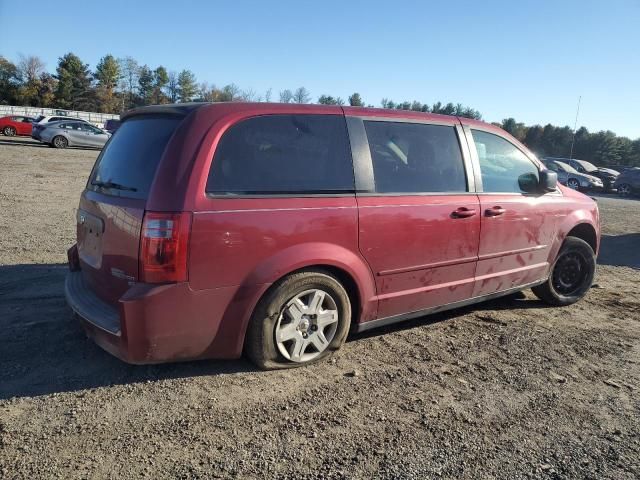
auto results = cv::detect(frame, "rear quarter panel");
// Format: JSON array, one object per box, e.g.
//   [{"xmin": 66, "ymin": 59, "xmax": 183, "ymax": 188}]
[{"xmin": 154, "ymin": 104, "xmax": 379, "ymax": 336}]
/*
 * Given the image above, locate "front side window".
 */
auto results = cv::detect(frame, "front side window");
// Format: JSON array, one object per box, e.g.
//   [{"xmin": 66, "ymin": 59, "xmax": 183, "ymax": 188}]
[
  {"xmin": 471, "ymin": 130, "xmax": 539, "ymax": 193},
  {"xmin": 363, "ymin": 121, "xmax": 467, "ymax": 193},
  {"xmin": 207, "ymin": 115, "xmax": 354, "ymax": 195}
]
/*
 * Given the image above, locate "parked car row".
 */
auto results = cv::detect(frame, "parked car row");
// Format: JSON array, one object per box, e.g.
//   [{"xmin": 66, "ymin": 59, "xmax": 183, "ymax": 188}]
[
  {"xmin": 542, "ymin": 156, "xmax": 640, "ymax": 197},
  {"xmin": 0, "ymin": 114, "xmax": 115, "ymax": 149}
]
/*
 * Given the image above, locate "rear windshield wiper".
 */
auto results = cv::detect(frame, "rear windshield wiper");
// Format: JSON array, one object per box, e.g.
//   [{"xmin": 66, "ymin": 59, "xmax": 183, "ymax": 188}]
[{"xmin": 91, "ymin": 180, "xmax": 138, "ymax": 192}]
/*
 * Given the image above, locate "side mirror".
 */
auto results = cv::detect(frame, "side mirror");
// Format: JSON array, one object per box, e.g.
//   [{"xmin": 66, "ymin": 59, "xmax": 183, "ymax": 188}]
[
  {"xmin": 539, "ymin": 170, "xmax": 558, "ymax": 192},
  {"xmin": 517, "ymin": 172, "xmax": 539, "ymax": 193}
]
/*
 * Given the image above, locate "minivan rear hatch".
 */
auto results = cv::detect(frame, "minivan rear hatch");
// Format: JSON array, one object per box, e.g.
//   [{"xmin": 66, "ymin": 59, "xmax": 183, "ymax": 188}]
[{"xmin": 77, "ymin": 115, "xmax": 184, "ymax": 305}]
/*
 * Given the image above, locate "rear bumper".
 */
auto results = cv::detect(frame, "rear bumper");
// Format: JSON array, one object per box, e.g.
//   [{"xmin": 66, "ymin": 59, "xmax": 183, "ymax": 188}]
[{"xmin": 65, "ymin": 270, "xmax": 255, "ymax": 364}]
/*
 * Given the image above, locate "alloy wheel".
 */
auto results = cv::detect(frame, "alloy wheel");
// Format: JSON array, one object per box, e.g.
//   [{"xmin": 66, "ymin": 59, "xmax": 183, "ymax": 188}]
[
  {"xmin": 567, "ymin": 178, "xmax": 580, "ymax": 190},
  {"xmin": 3, "ymin": 126, "xmax": 16, "ymax": 137},
  {"xmin": 275, "ymin": 289, "xmax": 339, "ymax": 363},
  {"xmin": 54, "ymin": 136, "xmax": 67, "ymax": 148}
]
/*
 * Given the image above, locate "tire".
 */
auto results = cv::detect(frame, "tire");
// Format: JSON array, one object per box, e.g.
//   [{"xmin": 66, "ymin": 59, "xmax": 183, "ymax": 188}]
[
  {"xmin": 52, "ymin": 135, "xmax": 68, "ymax": 149},
  {"xmin": 617, "ymin": 183, "xmax": 632, "ymax": 197},
  {"xmin": 245, "ymin": 270, "xmax": 352, "ymax": 370},
  {"xmin": 532, "ymin": 236, "xmax": 596, "ymax": 306},
  {"xmin": 3, "ymin": 126, "xmax": 16, "ymax": 137},
  {"xmin": 567, "ymin": 178, "xmax": 580, "ymax": 190}
]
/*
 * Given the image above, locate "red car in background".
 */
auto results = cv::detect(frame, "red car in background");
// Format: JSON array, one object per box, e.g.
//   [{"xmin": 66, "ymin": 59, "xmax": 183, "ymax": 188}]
[{"xmin": 0, "ymin": 115, "xmax": 35, "ymax": 136}]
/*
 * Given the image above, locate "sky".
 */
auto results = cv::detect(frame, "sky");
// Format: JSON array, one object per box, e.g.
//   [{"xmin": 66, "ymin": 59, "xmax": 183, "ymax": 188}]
[{"xmin": 1, "ymin": 0, "xmax": 639, "ymax": 138}]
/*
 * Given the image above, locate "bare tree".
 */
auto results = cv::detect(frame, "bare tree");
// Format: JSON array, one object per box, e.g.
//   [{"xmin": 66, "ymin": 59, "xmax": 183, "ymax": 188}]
[
  {"xmin": 166, "ymin": 71, "xmax": 179, "ymax": 103},
  {"xmin": 264, "ymin": 88, "xmax": 272, "ymax": 102},
  {"xmin": 17, "ymin": 54, "xmax": 45, "ymax": 83},
  {"xmin": 292, "ymin": 87, "xmax": 311, "ymax": 104},
  {"xmin": 239, "ymin": 88, "xmax": 261, "ymax": 102},
  {"xmin": 118, "ymin": 56, "xmax": 140, "ymax": 108},
  {"xmin": 279, "ymin": 89, "xmax": 293, "ymax": 103}
]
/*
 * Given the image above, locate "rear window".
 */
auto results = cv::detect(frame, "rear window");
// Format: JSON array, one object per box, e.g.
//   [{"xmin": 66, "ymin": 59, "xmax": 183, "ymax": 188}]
[
  {"xmin": 206, "ymin": 114, "xmax": 354, "ymax": 195},
  {"xmin": 89, "ymin": 116, "xmax": 182, "ymax": 199}
]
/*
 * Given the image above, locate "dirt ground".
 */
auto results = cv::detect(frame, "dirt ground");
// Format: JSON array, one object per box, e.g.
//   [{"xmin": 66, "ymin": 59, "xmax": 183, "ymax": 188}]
[{"xmin": 0, "ymin": 136, "xmax": 638, "ymax": 479}]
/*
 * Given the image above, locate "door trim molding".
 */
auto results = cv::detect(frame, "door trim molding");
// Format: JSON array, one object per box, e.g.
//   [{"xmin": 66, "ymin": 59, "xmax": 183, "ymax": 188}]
[
  {"xmin": 355, "ymin": 279, "xmax": 546, "ymax": 333},
  {"xmin": 377, "ymin": 255, "xmax": 477, "ymax": 276}
]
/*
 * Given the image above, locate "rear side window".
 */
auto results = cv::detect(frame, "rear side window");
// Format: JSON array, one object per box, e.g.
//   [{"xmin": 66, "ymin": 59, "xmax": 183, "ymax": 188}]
[
  {"xmin": 471, "ymin": 130, "xmax": 538, "ymax": 193},
  {"xmin": 207, "ymin": 115, "xmax": 354, "ymax": 195},
  {"xmin": 363, "ymin": 121, "xmax": 467, "ymax": 193},
  {"xmin": 89, "ymin": 116, "xmax": 182, "ymax": 199}
]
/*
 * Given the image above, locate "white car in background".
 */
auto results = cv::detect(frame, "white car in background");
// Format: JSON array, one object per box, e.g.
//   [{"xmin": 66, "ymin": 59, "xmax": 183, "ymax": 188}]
[{"xmin": 31, "ymin": 115, "xmax": 91, "ymax": 141}]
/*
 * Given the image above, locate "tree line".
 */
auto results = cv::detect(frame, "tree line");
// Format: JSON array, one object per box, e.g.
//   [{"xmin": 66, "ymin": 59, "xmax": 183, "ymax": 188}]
[
  {"xmin": 1, "ymin": 52, "xmax": 638, "ymax": 166},
  {"xmin": 498, "ymin": 118, "xmax": 640, "ymax": 167}
]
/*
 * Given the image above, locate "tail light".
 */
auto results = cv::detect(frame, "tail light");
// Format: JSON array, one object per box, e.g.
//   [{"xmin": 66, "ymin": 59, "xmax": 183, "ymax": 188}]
[{"xmin": 139, "ymin": 212, "xmax": 192, "ymax": 283}]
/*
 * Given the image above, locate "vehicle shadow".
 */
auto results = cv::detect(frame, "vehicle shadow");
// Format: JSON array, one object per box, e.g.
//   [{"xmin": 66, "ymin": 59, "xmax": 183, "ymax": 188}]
[
  {"xmin": 350, "ymin": 291, "xmax": 551, "ymax": 342},
  {"xmin": 0, "ymin": 138, "xmax": 48, "ymax": 148},
  {"xmin": 0, "ymin": 264, "xmax": 254, "ymax": 401},
  {"xmin": 598, "ymin": 233, "xmax": 640, "ymax": 269},
  {"xmin": 1, "ymin": 255, "xmax": 613, "ymax": 401}
]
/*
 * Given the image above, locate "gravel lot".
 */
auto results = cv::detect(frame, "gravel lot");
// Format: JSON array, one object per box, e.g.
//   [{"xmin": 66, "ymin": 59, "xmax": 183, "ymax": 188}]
[{"xmin": 0, "ymin": 136, "xmax": 638, "ymax": 479}]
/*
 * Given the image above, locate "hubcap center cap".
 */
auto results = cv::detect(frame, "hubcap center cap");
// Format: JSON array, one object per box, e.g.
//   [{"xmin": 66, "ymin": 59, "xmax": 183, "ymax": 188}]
[{"xmin": 299, "ymin": 318, "xmax": 311, "ymax": 333}]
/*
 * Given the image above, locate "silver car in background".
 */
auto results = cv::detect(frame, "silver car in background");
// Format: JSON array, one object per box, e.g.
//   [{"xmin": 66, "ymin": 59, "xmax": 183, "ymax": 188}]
[
  {"xmin": 38, "ymin": 121, "xmax": 111, "ymax": 149},
  {"xmin": 542, "ymin": 159, "xmax": 603, "ymax": 191}
]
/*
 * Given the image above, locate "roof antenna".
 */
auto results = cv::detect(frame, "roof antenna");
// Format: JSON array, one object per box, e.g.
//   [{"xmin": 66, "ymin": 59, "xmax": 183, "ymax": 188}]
[{"xmin": 569, "ymin": 95, "xmax": 581, "ymax": 160}]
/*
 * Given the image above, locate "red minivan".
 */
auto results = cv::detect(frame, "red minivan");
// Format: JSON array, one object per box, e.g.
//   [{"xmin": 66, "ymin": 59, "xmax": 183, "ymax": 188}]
[{"xmin": 65, "ymin": 103, "xmax": 600, "ymax": 369}]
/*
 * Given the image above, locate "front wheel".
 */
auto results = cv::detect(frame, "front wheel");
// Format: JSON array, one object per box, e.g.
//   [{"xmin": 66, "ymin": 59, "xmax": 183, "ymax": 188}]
[
  {"xmin": 617, "ymin": 183, "xmax": 632, "ymax": 197},
  {"xmin": 532, "ymin": 237, "xmax": 595, "ymax": 306},
  {"xmin": 3, "ymin": 126, "xmax": 16, "ymax": 136},
  {"xmin": 245, "ymin": 271, "xmax": 351, "ymax": 369},
  {"xmin": 567, "ymin": 178, "xmax": 580, "ymax": 190}
]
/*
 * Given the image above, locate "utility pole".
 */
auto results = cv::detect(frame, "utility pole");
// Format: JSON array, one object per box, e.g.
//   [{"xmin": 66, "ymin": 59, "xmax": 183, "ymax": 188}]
[{"xmin": 569, "ymin": 96, "xmax": 581, "ymax": 160}]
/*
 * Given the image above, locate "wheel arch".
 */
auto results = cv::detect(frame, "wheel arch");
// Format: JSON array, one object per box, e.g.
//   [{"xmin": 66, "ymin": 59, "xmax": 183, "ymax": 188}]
[
  {"xmin": 208, "ymin": 243, "xmax": 378, "ymax": 358},
  {"xmin": 566, "ymin": 222, "xmax": 598, "ymax": 253}
]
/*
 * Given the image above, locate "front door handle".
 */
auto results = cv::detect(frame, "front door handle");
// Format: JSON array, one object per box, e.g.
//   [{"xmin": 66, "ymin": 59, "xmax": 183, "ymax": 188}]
[
  {"xmin": 485, "ymin": 206, "xmax": 506, "ymax": 217},
  {"xmin": 451, "ymin": 207, "xmax": 477, "ymax": 218}
]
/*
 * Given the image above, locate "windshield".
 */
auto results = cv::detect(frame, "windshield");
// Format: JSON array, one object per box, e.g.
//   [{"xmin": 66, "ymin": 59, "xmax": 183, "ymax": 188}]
[
  {"xmin": 576, "ymin": 160, "xmax": 597, "ymax": 172},
  {"xmin": 555, "ymin": 161, "xmax": 579, "ymax": 174},
  {"xmin": 88, "ymin": 115, "xmax": 183, "ymax": 199}
]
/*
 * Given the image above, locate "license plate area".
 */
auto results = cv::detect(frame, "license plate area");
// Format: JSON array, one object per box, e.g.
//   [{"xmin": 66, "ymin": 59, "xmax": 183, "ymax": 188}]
[{"xmin": 77, "ymin": 209, "xmax": 105, "ymax": 269}]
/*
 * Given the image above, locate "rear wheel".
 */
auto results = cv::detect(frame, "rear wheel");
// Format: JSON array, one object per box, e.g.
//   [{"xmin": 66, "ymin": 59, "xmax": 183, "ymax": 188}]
[
  {"xmin": 532, "ymin": 237, "xmax": 595, "ymax": 306},
  {"xmin": 617, "ymin": 183, "xmax": 632, "ymax": 197},
  {"xmin": 245, "ymin": 270, "xmax": 351, "ymax": 369},
  {"xmin": 3, "ymin": 126, "xmax": 16, "ymax": 136},
  {"xmin": 52, "ymin": 135, "xmax": 68, "ymax": 149},
  {"xmin": 567, "ymin": 178, "xmax": 580, "ymax": 190}
]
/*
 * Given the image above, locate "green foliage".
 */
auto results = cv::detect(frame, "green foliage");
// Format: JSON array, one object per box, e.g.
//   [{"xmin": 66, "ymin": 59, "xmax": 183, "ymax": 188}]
[
  {"xmin": 54, "ymin": 52, "xmax": 95, "ymax": 110},
  {"xmin": 153, "ymin": 66, "xmax": 169, "ymax": 104},
  {"xmin": 94, "ymin": 55, "xmax": 120, "ymax": 90},
  {"xmin": 137, "ymin": 65, "xmax": 154, "ymax": 104},
  {"xmin": 317, "ymin": 95, "xmax": 344, "ymax": 105},
  {"xmin": 506, "ymin": 120, "xmax": 640, "ymax": 167},
  {"xmin": 348, "ymin": 93, "xmax": 364, "ymax": 107},
  {"xmin": 177, "ymin": 70, "xmax": 197, "ymax": 102},
  {"xmin": 2, "ymin": 51, "xmax": 638, "ymax": 166}
]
